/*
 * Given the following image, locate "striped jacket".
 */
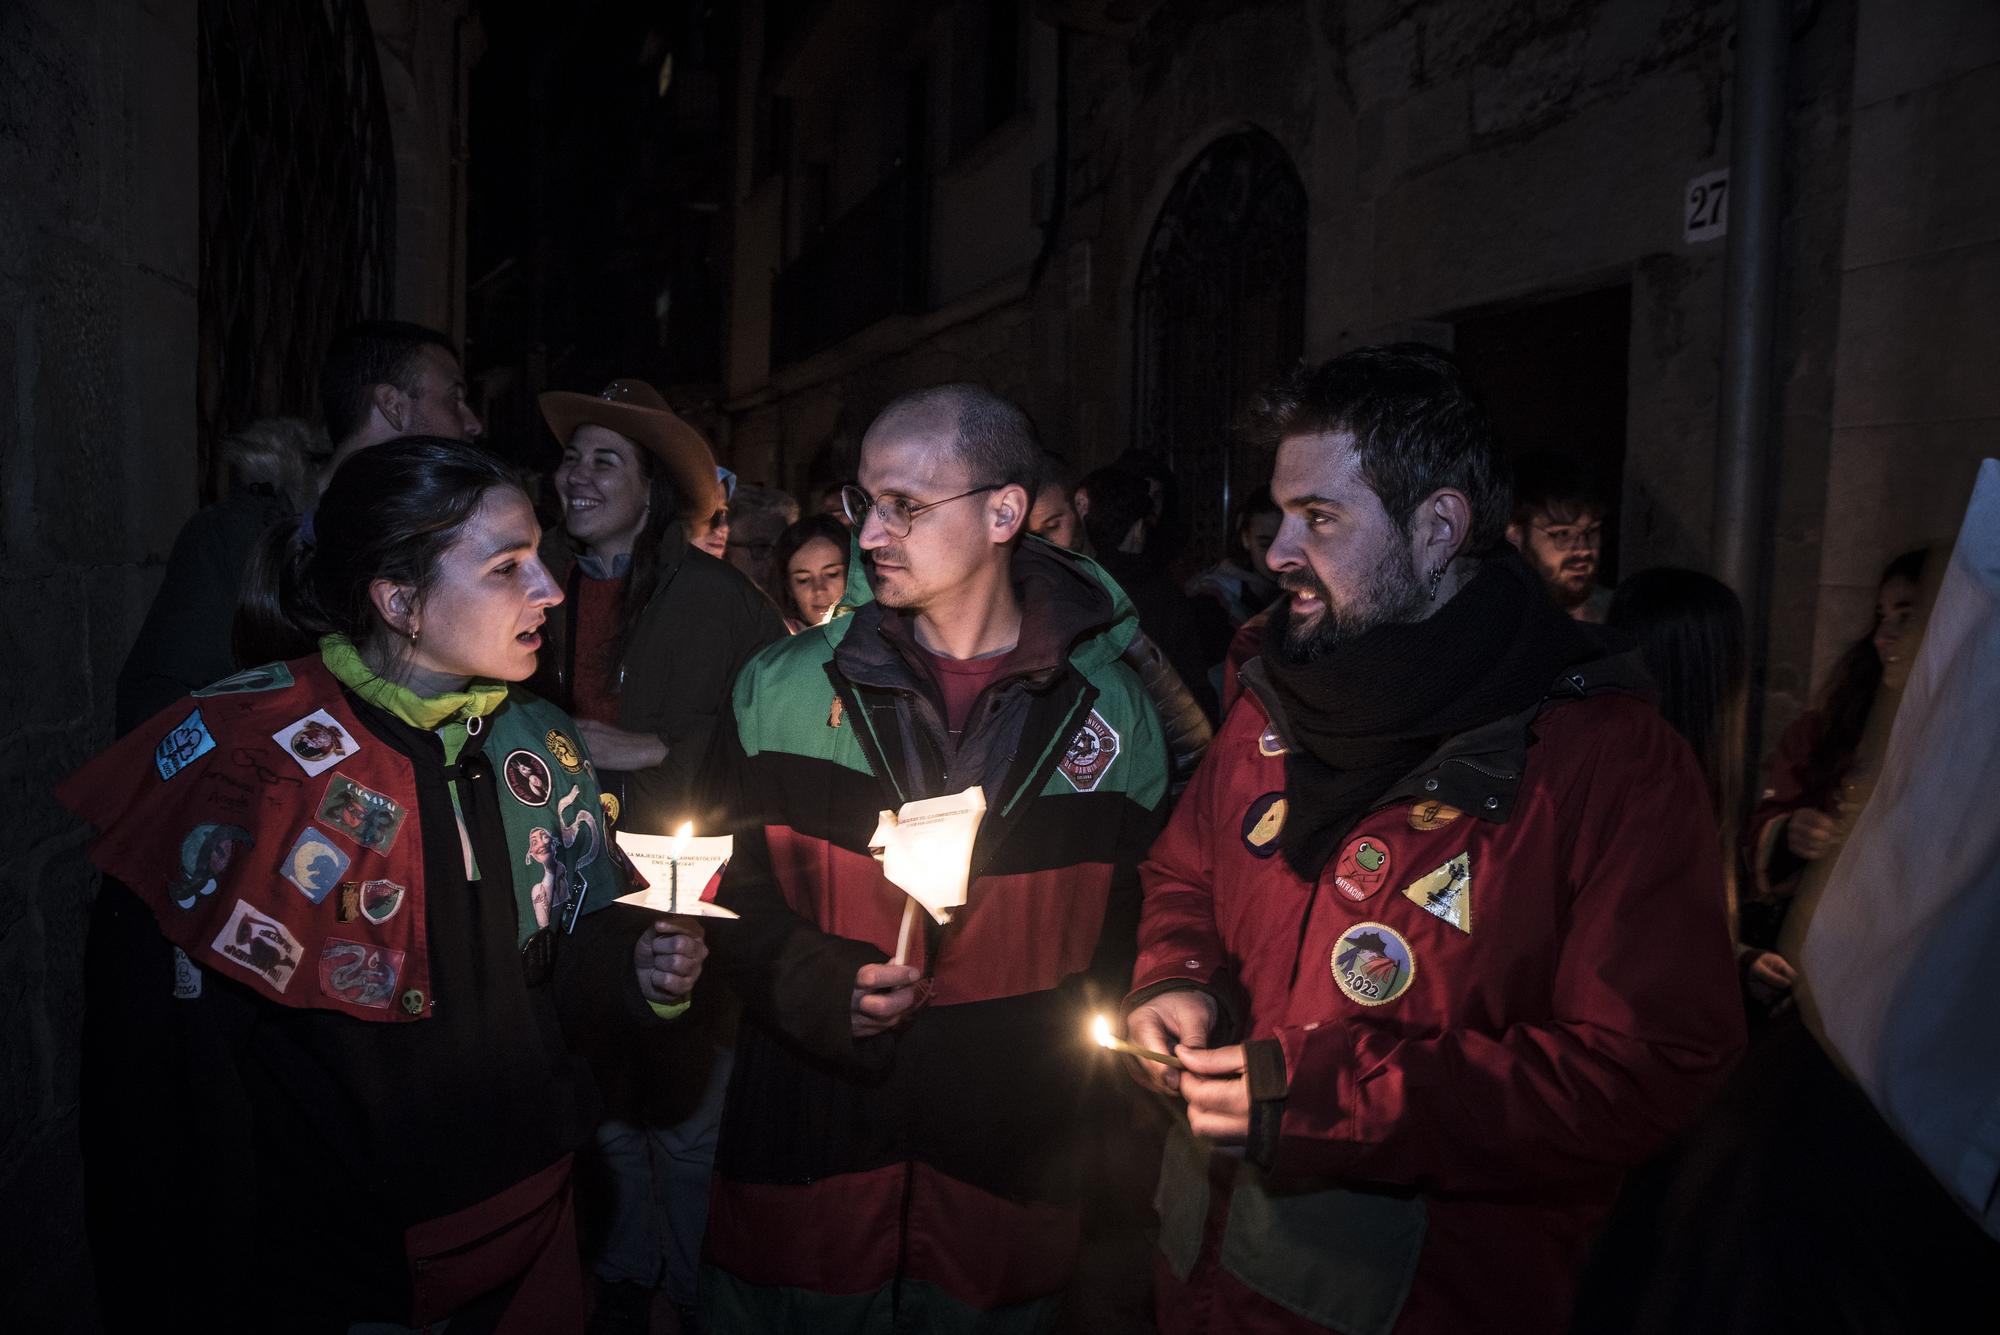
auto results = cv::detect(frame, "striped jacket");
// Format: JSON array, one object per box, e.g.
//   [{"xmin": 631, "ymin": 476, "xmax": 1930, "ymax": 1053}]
[{"xmin": 702, "ymin": 539, "xmax": 1169, "ymax": 1334}]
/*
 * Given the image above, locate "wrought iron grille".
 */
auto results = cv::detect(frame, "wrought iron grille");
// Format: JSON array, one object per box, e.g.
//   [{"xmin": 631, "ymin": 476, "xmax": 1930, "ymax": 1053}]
[
  {"xmin": 1133, "ymin": 129, "xmax": 1305, "ymax": 567},
  {"xmin": 197, "ymin": 0, "xmax": 395, "ymax": 492}
]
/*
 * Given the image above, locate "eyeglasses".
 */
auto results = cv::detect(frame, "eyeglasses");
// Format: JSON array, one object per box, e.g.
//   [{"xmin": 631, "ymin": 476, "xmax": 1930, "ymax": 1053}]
[
  {"xmin": 840, "ymin": 482, "xmax": 1002, "ymax": 539},
  {"xmin": 1529, "ymin": 521, "xmax": 1603, "ymax": 552}
]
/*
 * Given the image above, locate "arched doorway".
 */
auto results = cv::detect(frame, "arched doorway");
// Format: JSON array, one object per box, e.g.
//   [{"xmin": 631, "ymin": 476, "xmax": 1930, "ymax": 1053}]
[
  {"xmin": 1133, "ymin": 129, "xmax": 1306, "ymax": 567},
  {"xmin": 197, "ymin": 0, "xmax": 396, "ymax": 491}
]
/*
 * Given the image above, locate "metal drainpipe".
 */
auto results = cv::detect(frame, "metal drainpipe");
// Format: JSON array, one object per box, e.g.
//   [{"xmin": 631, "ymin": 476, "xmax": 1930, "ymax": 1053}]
[{"xmin": 1713, "ymin": 0, "xmax": 1788, "ymax": 749}]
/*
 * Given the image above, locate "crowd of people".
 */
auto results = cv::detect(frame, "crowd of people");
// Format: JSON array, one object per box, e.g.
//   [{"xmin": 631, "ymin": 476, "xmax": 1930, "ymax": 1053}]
[{"xmin": 64, "ymin": 322, "xmax": 1992, "ymax": 1335}]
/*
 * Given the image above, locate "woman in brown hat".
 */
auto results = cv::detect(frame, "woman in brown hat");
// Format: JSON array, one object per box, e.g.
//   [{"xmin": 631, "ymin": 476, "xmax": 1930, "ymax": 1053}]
[
  {"xmin": 536, "ymin": 379, "xmax": 786, "ymax": 1328},
  {"xmin": 536, "ymin": 379, "xmax": 786, "ymax": 833}
]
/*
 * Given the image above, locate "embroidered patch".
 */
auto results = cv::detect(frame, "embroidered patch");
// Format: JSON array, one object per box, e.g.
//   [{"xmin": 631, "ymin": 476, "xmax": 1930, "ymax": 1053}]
[
  {"xmin": 168, "ymin": 823, "xmax": 255, "ymax": 910},
  {"xmin": 503, "ymin": 749, "xmax": 554, "ymax": 807},
  {"xmin": 359, "ymin": 878, "xmax": 406, "ymax": 925},
  {"xmin": 211, "ymin": 899, "xmax": 304, "ymax": 993},
  {"xmin": 317, "ymin": 774, "xmax": 406, "ymax": 854},
  {"xmin": 1332, "ymin": 834, "xmax": 1395, "ymax": 902},
  {"xmin": 1241, "ymin": 792, "xmax": 1288, "ymax": 857},
  {"xmin": 1258, "ymin": 726, "xmax": 1287, "ymax": 758},
  {"xmin": 155, "ymin": 708, "xmax": 217, "ymax": 780},
  {"xmin": 319, "ymin": 938, "xmax": 405, "ymax": 1009},
  {"xmin": 273, "ymin": 710, "xmax": 357, "ymax": 777},
  {"xmin": 192, "ymin": 663, "xmax": 296, "ymax": 697},
  {"xmin": 334, "ymin": 881, "xmax": 362, "ymax": 923},
  {"xmin": 1402, "ymin": 851, "xmax": 1472, "ymax": 934},
  {"xmin": 171, "ymin": 946, "xmax": 203, "ymax": 1000},
  {"xmin": 1332, "ymin": 922, "xmax": 1415, "ymax": 1007},
  {"xmin": 1407, "ymin": 800, "xmax": 1463, "ymax": 831},
  {"xmin": 1058, "ymin": 709, "xmax": 1121, "ymax": 792},
  {"xmin": 545, "ymin": 728, "xmax": 584, "ymax": 774},
  {"xmin": 598, "ymin": 790, "xmax": 621, "ymax": 825},
  {"xmin": 280, "ymin": 826, "xmax": 351, "ymax": 904}
]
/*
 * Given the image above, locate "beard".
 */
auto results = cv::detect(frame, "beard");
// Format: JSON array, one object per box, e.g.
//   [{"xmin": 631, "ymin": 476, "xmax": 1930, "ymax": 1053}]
[
  {"xmin": 1278, "ymin": 541, "xmax": 1431, "ymax": 663},
  {"xmin": 1540, "ymin": 556, "xmax": 1597, "ymax": 610}
]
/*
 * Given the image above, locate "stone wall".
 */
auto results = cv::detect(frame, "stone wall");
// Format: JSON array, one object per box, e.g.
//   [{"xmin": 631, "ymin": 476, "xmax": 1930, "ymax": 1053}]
[
  {"xmin": 1813, "ymin": 1, "xmax": 2000, "ymax": 683},
  {"xmin": 0, "ymin": 0, "xmax": 199, "ymax": 1325},
  {"xmin": 722, "ymin": 0, "xmax": 1997, "ymax": 750}
]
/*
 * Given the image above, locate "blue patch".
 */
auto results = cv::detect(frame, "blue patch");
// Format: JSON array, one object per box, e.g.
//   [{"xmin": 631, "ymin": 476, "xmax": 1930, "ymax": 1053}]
[
  {"xmin": 280, "ymin": 826, "xmax": 352, "ymax": 904},
  {"xmin": 155, "ymin": 709, "xmax": 217, "ymax": 780}
]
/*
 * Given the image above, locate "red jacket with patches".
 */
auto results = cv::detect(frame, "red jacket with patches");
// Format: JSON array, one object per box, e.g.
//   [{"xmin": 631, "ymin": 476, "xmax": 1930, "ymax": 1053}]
[{"xmin": 1130, "ymin": 659, "xmax": 1745, "ymax": 1335}]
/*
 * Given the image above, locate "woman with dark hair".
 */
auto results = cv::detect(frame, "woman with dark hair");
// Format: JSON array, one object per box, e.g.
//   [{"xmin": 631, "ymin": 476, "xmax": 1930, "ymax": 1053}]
[
  {"xmin": 767, "ymin": 514, "xmax": 851, "ymax": 630},
  {"xmin": 535, "ymin": 379, "xmax": 786, "ymax": 835},
  {"xmin": 65, "ymin": 436, "xmax": 706, "ymax": 1333},
  {"xmin": 1739, "ymin": 549, "xmax": 1926, "ymax": 999},
  {"xmin": 534, "ymin": 381, "xmax": 785, "ymax": 1330},
  {"xmin": 1608, "ymin": 569, "xmax": 1748, "ymax": 836}
]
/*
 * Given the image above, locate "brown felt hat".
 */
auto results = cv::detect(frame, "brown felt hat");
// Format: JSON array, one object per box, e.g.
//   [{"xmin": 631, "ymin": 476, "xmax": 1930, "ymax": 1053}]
[{"xmin": 538, "ymin": 379, "xmax": 726, "ymax": 521}]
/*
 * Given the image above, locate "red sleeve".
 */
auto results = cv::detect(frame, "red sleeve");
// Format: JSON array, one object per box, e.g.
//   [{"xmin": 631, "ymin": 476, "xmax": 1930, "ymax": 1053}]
[
  {"xmin": 1266, "ymin": 706, "xmax": 1747, "ymax": 1193},
  {"xmin": 1127, "ymin": 701, "xmax": 1246, "ymax": 1006}
]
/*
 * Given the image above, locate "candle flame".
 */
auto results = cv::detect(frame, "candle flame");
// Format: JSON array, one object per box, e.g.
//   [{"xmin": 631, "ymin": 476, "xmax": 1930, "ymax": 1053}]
[
  {"xmin": 1092, "ymin": 1014, "xmax": 1117, "ymax": 1050},
  {"xmin": 671, "ymin": 820, "xmax": 693, "ymax": 855}
]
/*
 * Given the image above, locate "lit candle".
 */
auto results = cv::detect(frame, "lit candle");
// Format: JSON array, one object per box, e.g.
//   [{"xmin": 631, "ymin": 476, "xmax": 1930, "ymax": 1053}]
[
  {"xmin": 1092, "ymin": 1013, "xmax": 1187, "ymax": 1070},
  {"xmin": 669, "ymin": 820, "xmax": 692, "ymax": 915}
]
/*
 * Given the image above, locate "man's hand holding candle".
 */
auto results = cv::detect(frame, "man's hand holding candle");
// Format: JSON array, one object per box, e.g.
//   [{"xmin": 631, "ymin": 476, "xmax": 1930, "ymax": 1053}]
[
  {"xmin": 1178, "ymin": 1044, "xmax": 1251, "ymax": 1143},
  {"xmin": 635, "ymin": 918, "xmax": 708, "ymax": 1003},
  {"xmin": 852, "ymin": 962, "xmax": 923, "ymax": 1037},
  {"xmin": 1123, "ymin": 989, "xmax": 1219, "ymax": 1095}
]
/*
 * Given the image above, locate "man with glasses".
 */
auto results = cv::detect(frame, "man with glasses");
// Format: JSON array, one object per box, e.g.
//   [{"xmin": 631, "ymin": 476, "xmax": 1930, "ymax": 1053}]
[
  {"xmin": 701, "ymin": 383, "xmax": 1169, "ymax": 1333},
  {"xmin": 1505, "ymin": 450, "xmax": 1613, "ymax": 622}
]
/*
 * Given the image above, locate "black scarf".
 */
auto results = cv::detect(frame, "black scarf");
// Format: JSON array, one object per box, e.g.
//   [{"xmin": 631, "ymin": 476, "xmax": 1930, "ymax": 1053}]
[{"xmin": 1262, "ymin": 551, "xmax": 1601, "ymax": 879}]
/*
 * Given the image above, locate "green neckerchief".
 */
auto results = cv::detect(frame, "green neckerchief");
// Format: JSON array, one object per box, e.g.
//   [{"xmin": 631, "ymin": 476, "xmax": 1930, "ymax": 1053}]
[{"xmin": 319, "ymin": 635, "xmax": 508, "ymax": 765}]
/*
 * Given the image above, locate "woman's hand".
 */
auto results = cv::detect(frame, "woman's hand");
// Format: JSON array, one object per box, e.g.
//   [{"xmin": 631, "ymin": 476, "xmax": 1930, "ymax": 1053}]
[
  {"xmin": 1744, "ymin": 950, "xmax": 1796, "ymax": 1005},
  {"xmin": 576, "ymin": 719, "xmax": 669, "ymax": 773},
  {"xmin": 635, "ymin": 918, "xmax": 707, "ymax": 1004},
  {"xmin": 1786, "ymin": 809, "xmax": 1843, "ymax": 861}
]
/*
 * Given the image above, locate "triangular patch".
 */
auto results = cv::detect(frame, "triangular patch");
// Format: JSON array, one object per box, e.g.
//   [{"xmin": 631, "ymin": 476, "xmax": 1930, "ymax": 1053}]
[{"xmin": 1401, "ymin": 851, "xmax": 1472, "ymax": 934}]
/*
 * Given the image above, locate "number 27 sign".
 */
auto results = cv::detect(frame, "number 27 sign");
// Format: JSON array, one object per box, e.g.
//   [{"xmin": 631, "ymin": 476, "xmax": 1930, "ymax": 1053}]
[{"xmin": 1685, "ymin": 168, "xmax": 1729, "ymax": 244}]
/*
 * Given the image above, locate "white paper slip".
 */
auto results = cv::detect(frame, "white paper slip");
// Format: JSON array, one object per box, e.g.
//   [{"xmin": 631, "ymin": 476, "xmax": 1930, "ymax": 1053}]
[
  {"xmin": 869, "ymin": 785, "xmax": 987, "ymax": 925},
  {"xmin": 613, "ymin": 830, "xmax": 740, "ymax": 919}
]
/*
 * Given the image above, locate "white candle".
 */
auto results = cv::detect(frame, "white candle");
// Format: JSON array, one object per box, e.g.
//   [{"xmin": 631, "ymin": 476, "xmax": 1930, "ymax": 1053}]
[
  {"xmin": 1092, "ymin": 1013, "xmax": 1187, "ymax": 1070},
  {"xmin": 668, "ymin": 820, "xmax": 692, "ymax": 914}
]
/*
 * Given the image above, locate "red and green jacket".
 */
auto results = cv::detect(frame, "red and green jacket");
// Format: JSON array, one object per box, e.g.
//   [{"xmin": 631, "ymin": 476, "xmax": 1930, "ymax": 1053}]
[
  {"xmin": 701, "ymin": 539, "xmax": 1169, "ymax": 1334},
  {"xmin": 62, "ymin": 648, "xmax": 657, "ymax": 1326}
]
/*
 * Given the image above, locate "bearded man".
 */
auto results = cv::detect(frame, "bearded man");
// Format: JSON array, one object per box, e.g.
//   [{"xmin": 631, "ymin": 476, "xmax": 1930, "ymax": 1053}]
[{"xmin": 1120, "ymin": 345, "xmax": 1744, "ymax": 1335}]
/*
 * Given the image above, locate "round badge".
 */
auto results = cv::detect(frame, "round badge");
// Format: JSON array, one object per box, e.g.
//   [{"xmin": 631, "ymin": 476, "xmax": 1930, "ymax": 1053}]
[
  {"xmin": 545, "ymin": 729, "xmax": 584, "ymax": 774},
  {"xmin": 1332, "ymin": 834, "xmax": 1394, "ymax": 901},
  {"xmin": 1332, "ymin": 922, "xmax": 1416, "ymax": 1007},
  {"xmin": 599, "ymin": 790, "xmax": 621, "ymax": 825},
  {"xmin": 503, "ymin": 749, "xmax": 553, "ymax": 807},
  {"xmin": 1408, "ymin": 800, "xmax": 1463, "ymax": 831},
  {"xmin": 1240, "ymin": 792, "xmax": 1287, "ymax": 857},
  {"xmin": 1257, "ymin": 726, "xmax": 1287, "ymax": 758}
]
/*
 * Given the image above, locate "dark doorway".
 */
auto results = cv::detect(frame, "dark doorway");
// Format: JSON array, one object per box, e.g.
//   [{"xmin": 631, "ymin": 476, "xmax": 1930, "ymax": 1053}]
[
  {"xmin": 1134, "ymin": 129, "xmax": 1307, "ymax": 570},
  {"xmin": 1453, "ymin": 284, "xmax": 1631, "ymax": 581}
]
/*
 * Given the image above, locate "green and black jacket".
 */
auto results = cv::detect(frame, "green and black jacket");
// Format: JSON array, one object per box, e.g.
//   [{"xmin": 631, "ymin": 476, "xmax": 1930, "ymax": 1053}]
[{"xmin": 702, "ymin": 538, "xmax": 1169, "ymax": 1332}]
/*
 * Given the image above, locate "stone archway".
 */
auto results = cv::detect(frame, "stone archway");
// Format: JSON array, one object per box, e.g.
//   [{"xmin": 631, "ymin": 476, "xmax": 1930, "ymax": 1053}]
[{"xmin": 1133, "ymin": 128, "xmax": 1306, "ymax": 567}]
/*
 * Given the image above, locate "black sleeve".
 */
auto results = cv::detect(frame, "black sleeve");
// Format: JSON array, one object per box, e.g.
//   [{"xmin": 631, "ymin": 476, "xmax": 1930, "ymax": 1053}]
[
  {"xmin": 704, "ymin": 709, "xmax": 892, "ymax": 1071},
  {"xmin": 553, "ymin": 898, "xmax": 660, "ymax": 1036},
  {"xmin": 625, "ymin": 585, "xmax": 791, "ymax": 832},
  {"xmin": 82, "ymin": 880, "xmax": 261, "ymax": 1330},
  {"xmin": 114, "ymin": 509, "xmax": 252, "ymax": 734}
]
